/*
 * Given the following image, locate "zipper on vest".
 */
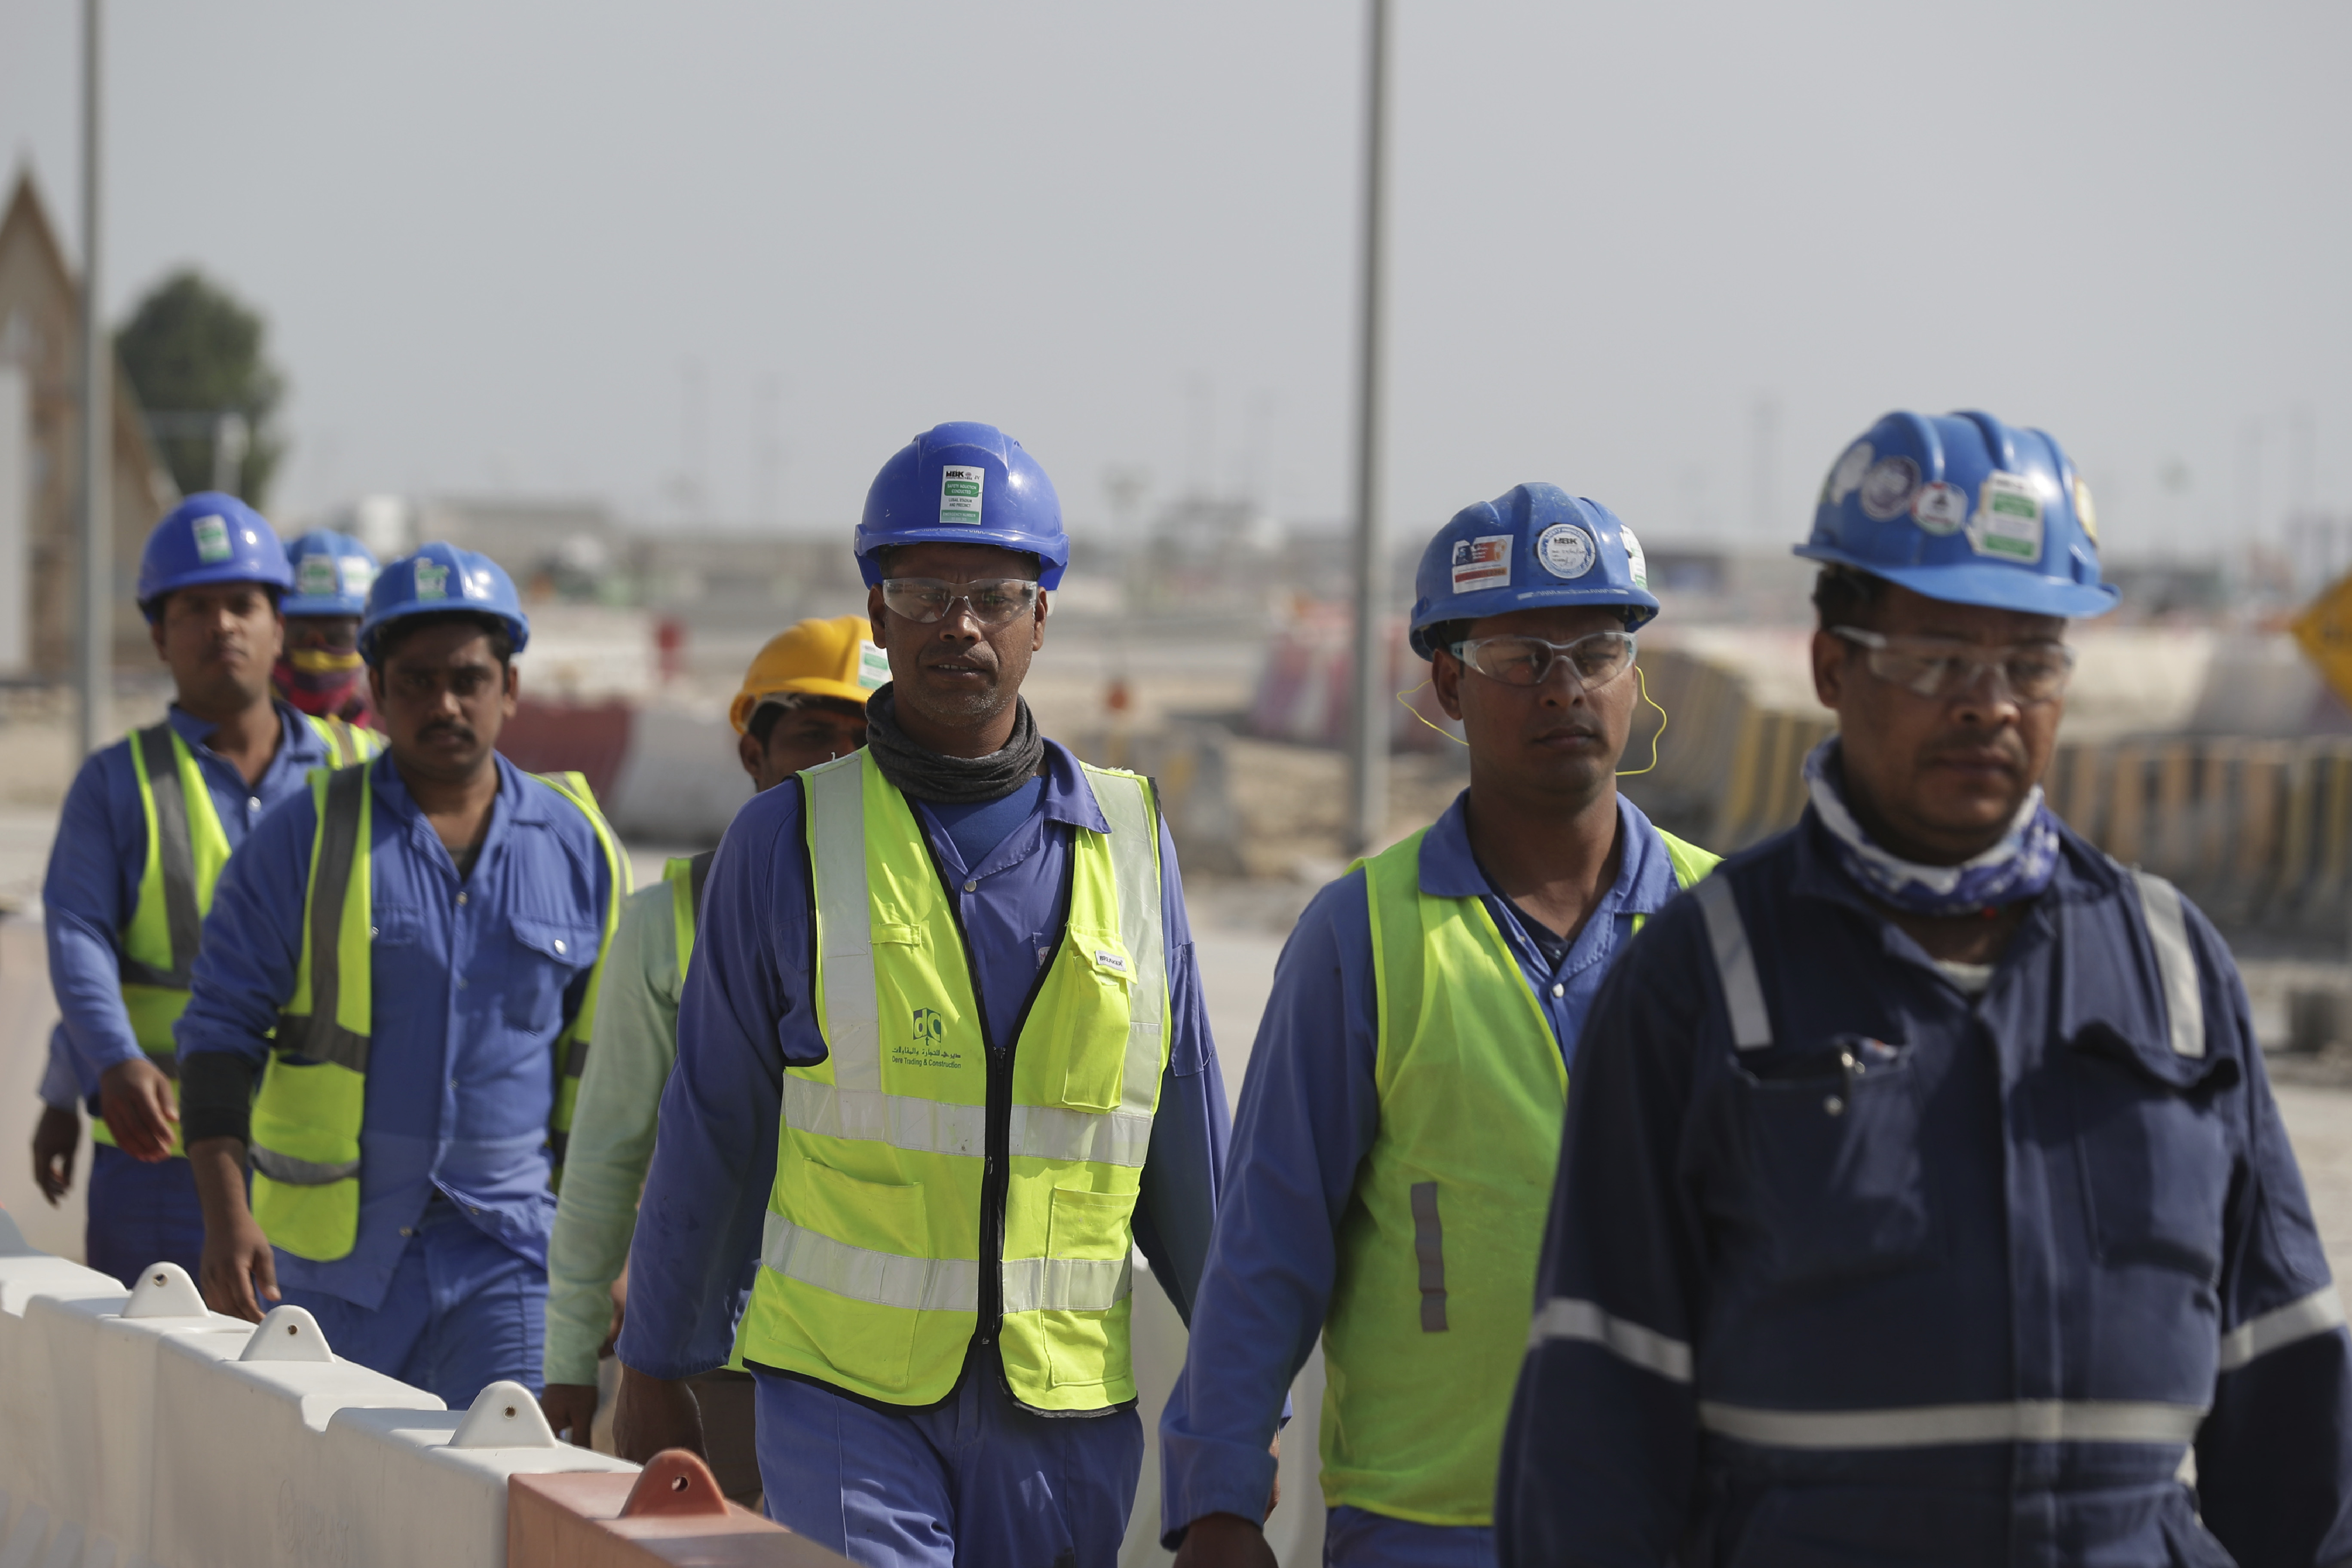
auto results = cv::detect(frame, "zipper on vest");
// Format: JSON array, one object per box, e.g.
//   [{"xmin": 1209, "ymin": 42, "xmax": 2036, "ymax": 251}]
[{"xmin": 913, "ymin": 809, "xmax": 1073, "ymax": 1393}]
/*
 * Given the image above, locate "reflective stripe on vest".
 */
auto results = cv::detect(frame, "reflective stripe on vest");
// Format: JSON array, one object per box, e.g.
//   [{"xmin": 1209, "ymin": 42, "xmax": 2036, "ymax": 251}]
[
  {"xmin": 1699, "ymin": 1399, "xmax": 2206, "ymax": 1450},
  {"xmin": 250, "ymin": 763, "xmax": 624, "ymax": 1261},
  {"xmin": 1318, "ymin": 824, "xmax": 1714, "ymax": 1528},
  {"xmin": 736, "ymin": 750, "xmax": 1169, "ymax": 1412},
  {"xmin": 302, "ymin": 713, "xmax": 385, "ymax": 770},
  {"xmin": 665, "ymin": 850, "xmax": 715, "ymax": 976},
  {"xmin": 99, "ymin": 724, "xmax": 237, "ymax": 1156},
  {"xmin": 542, "ymin": 769, "xmax": 631, "ymax": 1171}
]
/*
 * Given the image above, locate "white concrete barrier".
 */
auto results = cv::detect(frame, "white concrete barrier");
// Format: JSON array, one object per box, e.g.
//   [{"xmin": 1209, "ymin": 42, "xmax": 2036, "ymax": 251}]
[{"xmin": 0, "ymin": 1230, "xmax": 632, "ymax": 1568}]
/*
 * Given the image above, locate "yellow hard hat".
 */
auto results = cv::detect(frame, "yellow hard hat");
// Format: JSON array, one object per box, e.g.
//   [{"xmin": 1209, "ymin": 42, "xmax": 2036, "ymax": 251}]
[{"xmin": 729, "ymin": 614, "xmax": 886, "ymax": 734}]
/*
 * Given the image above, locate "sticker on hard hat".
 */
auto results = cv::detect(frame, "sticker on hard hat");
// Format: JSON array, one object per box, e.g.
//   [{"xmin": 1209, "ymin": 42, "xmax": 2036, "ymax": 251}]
[
  {"xmin": 1827, "ymin": 442, "xmax": 1874, "ymax": 508},
  {"xmin": 1535, "ymin": 524, "xmax": 1597, "ymax": 580},
  {"xmin": 1619, "ymin": 526, "xmax": 1648, "ymax": 589},
  {"xmin": 2073, "ymin": 477, "xmax": 2099, "ymax": 545},
  {"xmin": 1452, "ymin": 535, "xmax": 1512, "ymax": 593},
  {"xmin": 858, "ymin": 641, "xmax": 889, "ymax": 690},
  {"xmin": 940, "ymin": 466, "xmax": 984, "ymax": 526},
  {"xmin": 192, "ymin": 515, "xmax": 233, "ymax": 563},
  {"xmin": 342, "ymin": 557, "xmax": 377, "ymax": 598},
  {"xmin": 1859, "ymin": 456, "xmax": 1921, "ymax": 522},
  {"xmin": 1968, "ymin": 473, "xmax": 2043, "ymax": 563},
  {"xmin": 297, "ymin": 556, "xmax": 338, "ymax": 597},
  {"xmin": 414, "ymin": 560, "xmax": 450, "ymax": 600},
  {"xmin": 1912, "ymin": 481, "xmax": 1967, "ymax": 536},
  {"xmin": 461, "ymin": 568, "xmax": 496, "ymax": 600}
]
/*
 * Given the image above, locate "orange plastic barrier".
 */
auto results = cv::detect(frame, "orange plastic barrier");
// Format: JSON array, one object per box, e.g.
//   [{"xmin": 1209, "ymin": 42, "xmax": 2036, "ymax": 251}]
[{"xmin": 508, "ymin": 1449, "xmax": 849, "ymax": 1567}]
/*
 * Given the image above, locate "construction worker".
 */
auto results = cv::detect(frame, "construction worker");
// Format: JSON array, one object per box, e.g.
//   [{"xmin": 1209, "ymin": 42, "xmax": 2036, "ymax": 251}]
[
  {"xmin": 173, "ymin": 543, "xmax": 626, "ymax": 1409},
  {"xmin": 612, "ymin": 422, "xmax": 1231, "ymax": 1567},
  {"xmin": 1162, "ymin": 487, "xmax": 1716, "ymax": 1567},
  {"xmin": 1500, "ymin": 410, "xmax": 2352, "ymax": 1565},
  {"xmin": 276, "ymin": 529, "xmax": 379, "ymax": 729},
  {"xmin": 31, "ymin": 495, "xmax": 378, "ymax": 1286},
  {"xmin": 540, "ymin": 614, "xmax": 877, "ymax": 1493}
]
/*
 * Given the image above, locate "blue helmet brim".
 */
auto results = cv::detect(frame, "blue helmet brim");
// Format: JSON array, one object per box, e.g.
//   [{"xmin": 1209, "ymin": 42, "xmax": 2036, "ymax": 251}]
[
  {"xmin": 856, "ymin": 528, "xmax": 1069, "ymax": 589},
  {"xmin": 1793, "ymin": 546, "xmax": 2120, "ymax": 619},
  {"xmin": 1408, "ymin": 584, "xmax": 1660, "ymax": 658},
  {"xmin": 357, "ymin": 600, "xmax": 532, "ymax": 663}
]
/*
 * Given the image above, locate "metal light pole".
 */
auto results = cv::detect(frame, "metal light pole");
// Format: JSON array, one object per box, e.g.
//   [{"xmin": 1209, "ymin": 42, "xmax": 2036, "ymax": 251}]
[
  {"xmin": 1346, "ymin": 0, "xmax": 1392, "ymax": 857},
  {"xmin": 75, "ymin": 0, "xmax": 110, "ymax": 758}
]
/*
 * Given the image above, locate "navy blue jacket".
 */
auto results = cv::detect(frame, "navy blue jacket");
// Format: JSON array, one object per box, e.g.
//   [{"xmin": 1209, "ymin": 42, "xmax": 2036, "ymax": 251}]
[{"xmin": 1499, "ymin": 811, "xmax": 2352, "ymax": 1568}]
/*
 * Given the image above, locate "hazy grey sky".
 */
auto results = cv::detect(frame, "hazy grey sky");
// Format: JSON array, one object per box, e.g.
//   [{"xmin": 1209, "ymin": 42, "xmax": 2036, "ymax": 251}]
[{"xmin": 3, "ymin": 1, "xmax": 2346, "ymax": 562}]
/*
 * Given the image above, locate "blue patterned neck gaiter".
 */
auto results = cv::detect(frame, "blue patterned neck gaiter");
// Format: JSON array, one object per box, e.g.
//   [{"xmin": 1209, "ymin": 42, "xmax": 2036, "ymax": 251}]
[{"xmin": 1803, "ymin": 738, "xmax": 2061, "ymax": 916}]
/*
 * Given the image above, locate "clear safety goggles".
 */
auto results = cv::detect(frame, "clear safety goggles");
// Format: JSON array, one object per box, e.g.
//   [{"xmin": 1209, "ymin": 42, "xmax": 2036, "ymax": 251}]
[
  {"xmin": 1450, "ymin": 631, "xmax": 1637, "ymax": 689},
  {"xmin": 880, "ymin": 577, "xmax": 1039, "ymax": 628},
  {"xmin": 1831, "ymin": 625, "xmax": 2076, "ymax": 704}
]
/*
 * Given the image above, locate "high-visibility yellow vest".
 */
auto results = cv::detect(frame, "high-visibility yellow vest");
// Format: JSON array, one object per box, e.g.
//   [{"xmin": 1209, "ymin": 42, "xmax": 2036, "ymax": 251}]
[
  {"xmin": 248, "ymin": 761, "xmax": 626, "ymax": 1261},
  {"xmin": 1320, "ymin": 823, "xmax": 1718, "ymax": 1525},
  {"xmin": 735, "ymin": 750, "xmax": 1170, "ymax": 1411},
  {"xmin": 97, "ymin": 714, "xmax": 381, "ymax": 1157},
  {"xmin": 665, "ymin": 851, "xmax": 713, "ymax": 974}
]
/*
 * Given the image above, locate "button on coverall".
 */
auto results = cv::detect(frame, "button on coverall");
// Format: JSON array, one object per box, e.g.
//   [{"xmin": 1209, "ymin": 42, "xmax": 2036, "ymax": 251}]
[{"xmin": 1500, "ymin": 811, "xmax": 2352, "ymax": 1567}]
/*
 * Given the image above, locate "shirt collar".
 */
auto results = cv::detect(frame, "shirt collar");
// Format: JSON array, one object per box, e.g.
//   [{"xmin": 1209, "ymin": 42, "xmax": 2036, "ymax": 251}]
[
  {"xmin": 1038, "ymin": 738, "xmax": 1112, "ymax": 834},
  {"xmin": 1416, "ymin": 789, "xmax": 1682, "ymax": 917},
  {"xmin": 167, "ymin": 700, "xmax": 333, "ymax": 766}
]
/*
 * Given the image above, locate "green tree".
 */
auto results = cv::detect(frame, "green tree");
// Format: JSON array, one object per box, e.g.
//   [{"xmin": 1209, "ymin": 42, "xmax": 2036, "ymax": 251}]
[{"xmin": 115, "ymin": 269, "xmax": 288, "ymax": 508}]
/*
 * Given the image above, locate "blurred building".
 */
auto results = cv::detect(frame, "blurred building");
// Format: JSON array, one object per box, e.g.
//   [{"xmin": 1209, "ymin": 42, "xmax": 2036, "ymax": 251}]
[{"xmin": 0, "ymin": 171, "xmax": 180, "ymax": 677}]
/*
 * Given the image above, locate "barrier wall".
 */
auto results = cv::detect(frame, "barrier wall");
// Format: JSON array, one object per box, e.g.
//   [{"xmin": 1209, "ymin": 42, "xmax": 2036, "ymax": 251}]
[{"xmin": 0, "ymin": 1216, "xmax": 842, "ymax": 1568}]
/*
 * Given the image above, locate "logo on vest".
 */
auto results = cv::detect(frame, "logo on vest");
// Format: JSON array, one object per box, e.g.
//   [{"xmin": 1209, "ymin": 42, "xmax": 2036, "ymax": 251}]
[{"xmin": 894, "ymin": 1006, "xmax": 963, "ymax": 1070}]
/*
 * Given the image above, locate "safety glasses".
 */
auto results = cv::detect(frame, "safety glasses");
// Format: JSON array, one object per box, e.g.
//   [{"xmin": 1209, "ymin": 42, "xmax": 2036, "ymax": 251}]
[
  {"xmin": 1450, "ymin": 631, "xmax": 1637, "ymax": 689},
  {"xmin": 1831, "ymin": 626, "xmax": 2075, "ymax": 704},
  {"xmin": 880, "ymin": 578, "xmax": 1040, "ymax": 627}
]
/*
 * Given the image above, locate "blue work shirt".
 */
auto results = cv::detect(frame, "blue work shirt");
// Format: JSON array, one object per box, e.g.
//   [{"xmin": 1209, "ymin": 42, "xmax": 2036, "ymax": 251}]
[
  {"xmin": 617, "ymin": 738, "xmax": 1232, "ymax": 1390},
  {"xmin": 1498, "ymin": 809, "xmax": 2352, "ymax": 1567},
  {"xmin": 176, "ymin": 752, "xmax": 619, "ymax": 1311},
  {"xmin": 1159, "ymin": 791, "xmax": 1682, "ymax": 1541},
  {"xmin": 43, "ymin": 702, "xmax": 337, "ymax": 1096}
]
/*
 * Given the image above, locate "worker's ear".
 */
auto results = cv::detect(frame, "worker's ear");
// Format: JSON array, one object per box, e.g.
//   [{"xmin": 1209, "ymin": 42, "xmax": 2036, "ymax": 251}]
[
  {"xmin": 1431, "ymin": 649, "xmax": 1465, "ymax": 721},
  {"xmin": 1029, "ymin": 589, "xmax": 1048, "ymax": 652},
  {"xmin": 1811, "ymin": 629, "xmax": 1849, "ymax": 711},
  {"xmin": 738, "ymin": 728, "xmax": 766, "ymax": 781},
  {"xmin": 867, "ymin": 583, "xmax": 888, "ymax": 646}
]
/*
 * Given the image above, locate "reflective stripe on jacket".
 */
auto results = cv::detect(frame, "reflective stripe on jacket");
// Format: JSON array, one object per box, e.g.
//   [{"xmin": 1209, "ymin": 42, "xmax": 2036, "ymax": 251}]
[
  {"xmin": 736, "ymin": 749, "xmax": 1171, "ymax": 1411},
  {"xmin": 1498, "ymin": 811, "xmax": 2352, "ymax": 1568},
  {"xmin": 1323, "ymin": 824, "xmax": 1715, "ymax": 1526}
]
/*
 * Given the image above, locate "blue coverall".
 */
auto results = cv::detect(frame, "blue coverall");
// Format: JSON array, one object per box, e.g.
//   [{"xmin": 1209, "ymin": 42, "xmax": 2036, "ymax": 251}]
[
  {"xmin": 1500, "ymin": 809, "xmax": 2352, "ymax": 1566},
  {"xmin": 618, "ymin": 742, "xmax": 1231, "ymax": 1568},
  {"xmin": 176, "ymin": 753, "xmax": 618, "ymax": 1408},
  {"xmin": 42, "ymin": 702, "xmax": 338, "ymax": 1286},
  {"xmin": 1161, "ymin": 793, "xmax": 1682, "ymax": 1567}
]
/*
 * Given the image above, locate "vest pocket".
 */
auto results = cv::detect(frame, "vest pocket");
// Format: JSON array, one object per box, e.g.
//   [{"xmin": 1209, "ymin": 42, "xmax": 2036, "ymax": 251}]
[
  {"xmin": 1047, "ymin": 930, "xmax": 1135, "ymax": 1113},
  {"xmin": 1734, "ymin": 1038, "xmax": 1932, "ymax": 1288},
  {"xmin": 1041, "ymin": 1186, "xmax": 1136, "ymax": 1390},
  {"xmin": 780, "ymin": 1161, "xmax": 929, "ymax": 1392}
]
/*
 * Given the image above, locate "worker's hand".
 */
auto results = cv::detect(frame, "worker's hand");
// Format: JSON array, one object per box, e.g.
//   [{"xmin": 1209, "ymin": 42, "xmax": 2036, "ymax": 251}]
[
  {"xmin": 97, "ymin": 1057, "xmax": 178, "ymax": 1162},
  {"xmin": 1172, "ymin": 1513, "xmax": 1278, "ymax": 1568},
  {"xmin": 540, "ymin": 1382, "xmax": 600, "ymax": 1449},
  {"xmin": 32, "ymin": 1105, "xmax": 80, "ymax": 1204},
  {"xmin": 612, "ymin": 1363, "xmax": 705, "ymax": 1464},
  {"xmin": 187, "ymin": 1137, "xmax": 277, "ymax": 1322},
  {"xmin": 1266, "ymin": 1430, "xmax": 1281, "ymax": 1516},
  {"xmin": 599, "ymin": 1273, "xmax": 627, "ymax": 1359}
]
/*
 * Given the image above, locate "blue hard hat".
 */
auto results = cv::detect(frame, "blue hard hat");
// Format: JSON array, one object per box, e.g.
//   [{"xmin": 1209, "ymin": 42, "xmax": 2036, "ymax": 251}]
[
  {"xmin": 853, "ymin": 422, "xmax": 1069, "ymax": 589},
  {"xmin": 136, "ymin": 493, "xmax": 294, "ymax": 620},
  {"xmin": 358, "ymin": 542, "xmax": 530, "ymax": 663},
  {"xmin": 1795, "ymin": 410, "xmax": 2118, "ymax": 619},
  {"xmin": 1408, "ymin": 484, "xmax": 1660, "ymax": 658},
  {"xmin": 282, "ymin": 530, "xmax": 380, "ymax": 618}
]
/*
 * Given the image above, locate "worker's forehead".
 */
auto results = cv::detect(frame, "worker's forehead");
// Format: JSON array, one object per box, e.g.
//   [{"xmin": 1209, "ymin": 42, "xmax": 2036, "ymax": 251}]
[
  {"xmin": 1463, "ymin": 604, "xmax": 1626, "ymax": 641},
  {"xmin": 383, "ymin": 625, "xmax": 501, "ymax": 670}
]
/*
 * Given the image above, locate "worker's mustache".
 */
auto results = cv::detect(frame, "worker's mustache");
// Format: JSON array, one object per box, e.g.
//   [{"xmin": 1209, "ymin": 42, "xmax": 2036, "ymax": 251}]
[{"xmin": 419, "ymin": 720, "xmax": 476, "ymax": 745}]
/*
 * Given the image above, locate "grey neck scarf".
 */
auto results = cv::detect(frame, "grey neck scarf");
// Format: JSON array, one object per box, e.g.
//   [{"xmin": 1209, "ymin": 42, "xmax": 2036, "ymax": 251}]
[{"xmin": 861, "ymin": 684, "xmax": 1046, "ymax": 804}]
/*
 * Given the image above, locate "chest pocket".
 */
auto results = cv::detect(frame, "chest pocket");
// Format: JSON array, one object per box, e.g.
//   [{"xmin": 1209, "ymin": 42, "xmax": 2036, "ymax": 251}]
[
  {"xmin": 2065, "ymin": 1024, "xmax": 2236, "ymax": 1282},
  {"xmin": 500, "ymin": 914, "xmax": 600, "ymax": 1030},
  {"xmin": 1733, "ymin": 1036, "xmax": 1933, "ymax": 1289}
]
